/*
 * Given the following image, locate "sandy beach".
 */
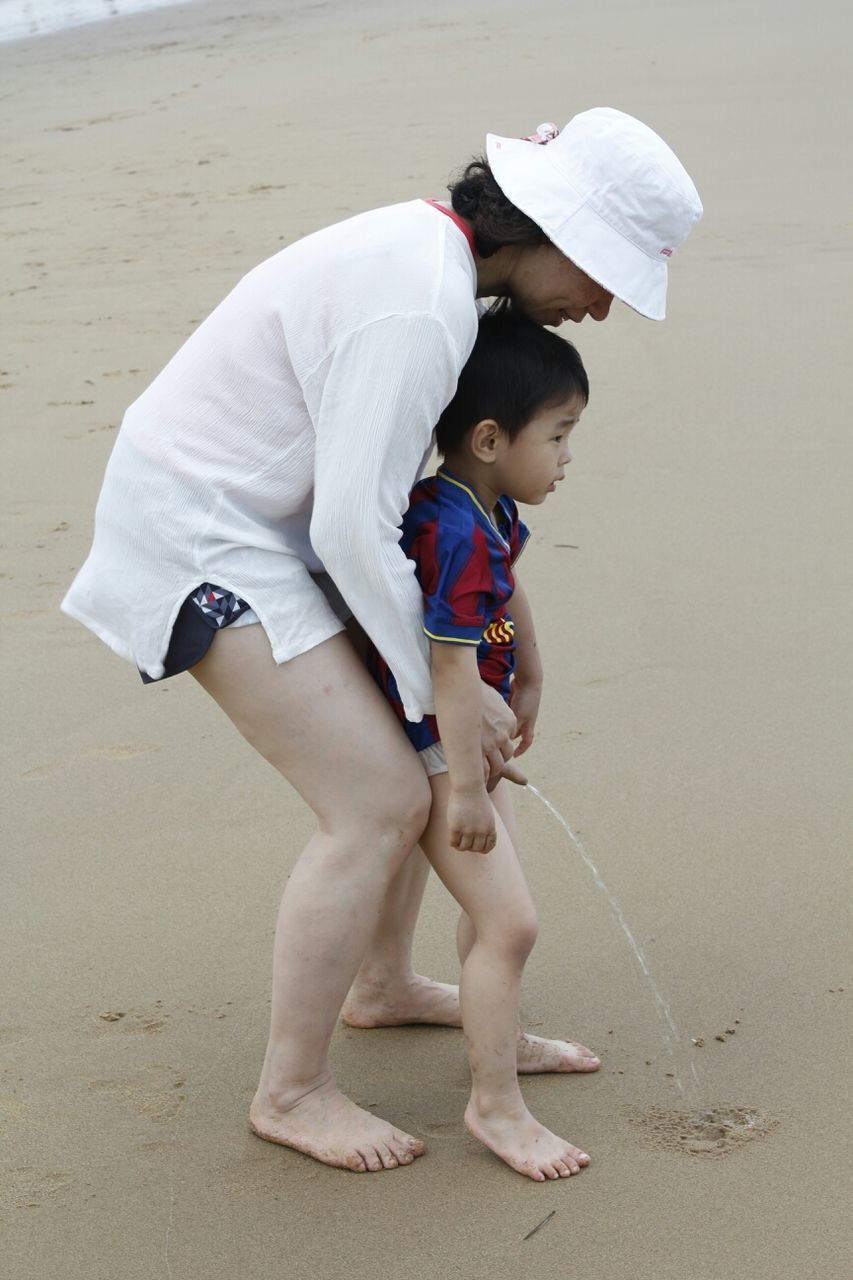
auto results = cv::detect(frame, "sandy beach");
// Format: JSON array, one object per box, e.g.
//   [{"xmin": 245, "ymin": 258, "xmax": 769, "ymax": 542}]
[{"xmin": 2, "ymin": 1, "xmax": 852, "ymax": 1276}]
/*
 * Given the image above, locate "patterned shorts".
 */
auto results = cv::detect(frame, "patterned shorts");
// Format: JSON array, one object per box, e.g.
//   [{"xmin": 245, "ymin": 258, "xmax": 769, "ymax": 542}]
[{"xmin": 140, "ymin": 584, "xmax": 257, "ymax": 683}]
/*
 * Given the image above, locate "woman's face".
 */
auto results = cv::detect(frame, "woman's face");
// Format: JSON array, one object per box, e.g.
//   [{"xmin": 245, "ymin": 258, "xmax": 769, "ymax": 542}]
[{"xmin": 506, "ymin": 244, "xmax": 614, "ymax": 327}]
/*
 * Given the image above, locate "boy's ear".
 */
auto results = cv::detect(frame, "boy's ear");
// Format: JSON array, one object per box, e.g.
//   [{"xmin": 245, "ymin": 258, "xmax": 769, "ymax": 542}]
[{"xmin": 469, "ymin": 418, "xmax": 502, "ymax": 463}]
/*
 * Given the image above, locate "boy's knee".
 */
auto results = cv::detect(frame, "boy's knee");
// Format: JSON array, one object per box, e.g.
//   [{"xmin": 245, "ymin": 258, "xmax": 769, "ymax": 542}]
[{"xmin": 503, "ymin": 909, "xmax": 539, "ymax": 962}]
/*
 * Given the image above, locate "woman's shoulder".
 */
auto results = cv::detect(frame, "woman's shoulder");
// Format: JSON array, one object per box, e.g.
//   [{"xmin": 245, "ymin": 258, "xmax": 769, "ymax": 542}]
[
  {"xmin": 234, "ymin": 202, "xmax": 478, "ymax": 380},
  {"xmin": 272, "ymin": 201, "xmax": 476, "ymax": 318}
]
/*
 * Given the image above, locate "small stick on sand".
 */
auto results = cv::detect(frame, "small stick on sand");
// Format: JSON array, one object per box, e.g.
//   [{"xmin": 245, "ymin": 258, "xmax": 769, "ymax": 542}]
[{"xmin": 522, "ymin": 1209, "xmax": 556, "ymax": 1241}]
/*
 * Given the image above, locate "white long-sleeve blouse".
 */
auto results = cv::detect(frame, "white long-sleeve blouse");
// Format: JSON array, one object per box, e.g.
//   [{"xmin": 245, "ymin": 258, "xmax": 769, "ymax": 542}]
[{"xmin": 61, "ymin": 200, "xmax": 479, "ymax": 720}]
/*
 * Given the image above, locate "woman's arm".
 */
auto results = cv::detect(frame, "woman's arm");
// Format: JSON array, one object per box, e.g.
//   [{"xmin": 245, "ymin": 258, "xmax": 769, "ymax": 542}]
[
  {"xmin": 309, "ymin": 313, "xmax": 466, "ymax": 723},
  {"xmin": 507, "ymin": 576, "xmax": 543, "ymax": 757},
  {"xmin": 431, "ymin": 641, "xmax": 496, "ymax": 853}
]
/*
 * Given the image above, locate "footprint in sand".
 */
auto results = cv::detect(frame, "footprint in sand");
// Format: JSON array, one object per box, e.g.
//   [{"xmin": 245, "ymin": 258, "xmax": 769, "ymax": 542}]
[
  {"xmin": 88, "ymin": 744, "xmax": 160, "ymax": 760},
  {"xmin": 0, "ymin": 1025, "xmax": 28, "ymax": 1047},
  {"xmin": 89, "ymin": 1066, "xmax": 187, "ymax": 1123},
  {"xmin": 19, "ymin": 744, "xmax": 159, "ymax": 779},
  {"xmin": 19, "ymin": 763, "xmax": 60, "ymax": 780},
  {"xmin": 416, "ymin": 1118, "xmax": 464, "ymax": 1137},
  {"xmin": 92, "ymin": 1006, "xmax": 168, "ymax": 1035},
  {"xmin": 0, "ymin": 1166, "xmax": 72, "ymax": 1212},
  {"xmin": 64, "ymin": 423, "xmax": 118, "ymax": 439},
  {"xmin": 631, "ymin": 1105, "xmax": 777, "ymax": 1156}
]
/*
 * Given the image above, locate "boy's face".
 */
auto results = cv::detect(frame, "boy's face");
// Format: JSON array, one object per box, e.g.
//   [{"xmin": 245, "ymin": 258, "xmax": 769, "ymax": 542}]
[{"xmin": 495, "ymin": 396, "xmax": 584, "ymax": 506}]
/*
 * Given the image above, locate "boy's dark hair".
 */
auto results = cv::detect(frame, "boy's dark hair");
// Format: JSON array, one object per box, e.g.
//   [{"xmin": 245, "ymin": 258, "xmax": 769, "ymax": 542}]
[
  {"xmin": 448, "ymin": 158, "xmax": 549, "ymax": 258},
  {"xmin": 435, "ymin": 309, "xmax": 589, "ymax": 456}
]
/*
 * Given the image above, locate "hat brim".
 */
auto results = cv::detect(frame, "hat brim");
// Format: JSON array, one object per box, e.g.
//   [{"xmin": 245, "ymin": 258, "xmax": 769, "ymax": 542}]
[{"xmin": 486, "ymin": 133, "xmax": 668, "ymax": 321}]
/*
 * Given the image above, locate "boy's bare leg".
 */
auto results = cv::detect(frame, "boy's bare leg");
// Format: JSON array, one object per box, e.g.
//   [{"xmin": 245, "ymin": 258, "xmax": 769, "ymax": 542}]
[
  {"xmin": 191, "ymin": 625, "xmax": 430, "ymax": 1172},
  {"xmin": 457, "ymin": 786, "xmax": 602, "ymax": 1075},
  {"xmin": 420, "ymin": 777, "xmax": 591, "ymax": 1182},
  {"xmin": 346, "ymin": 795, "xmax": 600, "ymax": 1068}
]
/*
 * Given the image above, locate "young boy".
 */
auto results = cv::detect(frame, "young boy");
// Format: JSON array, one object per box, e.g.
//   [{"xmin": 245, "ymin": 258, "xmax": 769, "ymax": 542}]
[{"xmin": 370, "ymin": 309, "xmax": 591, "ymax": 1181}]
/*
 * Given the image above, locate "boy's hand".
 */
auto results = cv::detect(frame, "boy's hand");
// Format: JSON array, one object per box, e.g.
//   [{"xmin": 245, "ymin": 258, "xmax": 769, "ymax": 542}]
[
  {"xmin": 480, "ymin": 682, "xmax": 518, "ymax": 783},
  {"xmin": 509, "ymin": 679, "xmax": 542, "ymax": 757},
  {"xmin": 447, "ymin": 786, "xmax": 497, "ymax": 854}
]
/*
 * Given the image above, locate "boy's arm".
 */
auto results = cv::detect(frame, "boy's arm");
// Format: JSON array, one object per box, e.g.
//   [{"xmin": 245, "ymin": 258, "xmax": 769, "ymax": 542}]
[
  {"xmin": 430, "ymin": 641, "xmax": 497, "ymax": 853},
  {"xmin": 507, "ymin": 576, "xmax": 543, "ymax": 757}
]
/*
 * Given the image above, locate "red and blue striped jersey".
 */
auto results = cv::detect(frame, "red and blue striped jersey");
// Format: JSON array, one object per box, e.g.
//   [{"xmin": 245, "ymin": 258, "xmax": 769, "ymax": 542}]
[{"xmin": 369, "ymin": 467, "xmax": 530, "ymax": 750}]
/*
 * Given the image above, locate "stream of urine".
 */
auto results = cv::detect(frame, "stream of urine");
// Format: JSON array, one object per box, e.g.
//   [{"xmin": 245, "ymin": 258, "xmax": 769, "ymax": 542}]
[{"xmin": 527, "ymin": 783, "xmax": 701, "ymax": 1098}]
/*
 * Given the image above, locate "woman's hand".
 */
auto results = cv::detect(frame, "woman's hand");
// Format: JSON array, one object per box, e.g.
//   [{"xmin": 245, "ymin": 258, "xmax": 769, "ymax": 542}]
[
  {"xmin": 447, "ymin": 785, "xmax": 497, "ymax": 853},
  {"xmin": 480, "ymin": 682, "xmax": 524, "ymax": 787},
  {"xmin": 509, "ymin": 678, "xmax": 542, "ymax": 757}
]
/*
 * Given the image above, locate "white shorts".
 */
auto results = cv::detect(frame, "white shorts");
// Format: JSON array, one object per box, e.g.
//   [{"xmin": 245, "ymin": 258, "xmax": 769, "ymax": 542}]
[{"xmin": 418, "ymin": 742, "xmax": 448, "ymax": 778}]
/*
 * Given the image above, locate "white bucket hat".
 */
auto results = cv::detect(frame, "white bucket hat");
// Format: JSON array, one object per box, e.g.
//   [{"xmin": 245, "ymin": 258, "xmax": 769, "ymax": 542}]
[{"xmin": 486, "ymin": 107, "xmax": 703, "ymax": 321}]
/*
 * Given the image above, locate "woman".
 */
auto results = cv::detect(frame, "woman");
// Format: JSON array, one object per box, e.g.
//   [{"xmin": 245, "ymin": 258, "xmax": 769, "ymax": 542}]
[{"xmin": 63, "ymin": 107, "xmax": 702, "ymax": 1173}]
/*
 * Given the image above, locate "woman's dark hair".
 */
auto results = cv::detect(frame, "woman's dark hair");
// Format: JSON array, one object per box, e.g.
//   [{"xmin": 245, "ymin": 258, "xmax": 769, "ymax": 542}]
[
  {"xmin": 449, "ymin": 157, "xmax": 549, "ymax": 258},
  {"xmin": 435, "ymin": 308, "xmax": 589, "ymax": 456}
]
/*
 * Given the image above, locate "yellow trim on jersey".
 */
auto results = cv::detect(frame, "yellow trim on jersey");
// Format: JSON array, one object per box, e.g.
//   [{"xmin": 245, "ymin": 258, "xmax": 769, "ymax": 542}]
[
  {"xmin": 423, "ymin": 627, "xmax": 481, "ymax": 645},
  {"xmin": 436, "ymin": 468, "xmax": 491, "ymax": 521},
  {"xmin": 435, "ymin": 467, "xmax": 511, "ymax": 550}
]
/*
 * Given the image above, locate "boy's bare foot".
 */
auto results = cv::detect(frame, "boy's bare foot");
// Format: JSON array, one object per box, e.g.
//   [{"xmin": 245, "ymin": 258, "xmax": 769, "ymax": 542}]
[
  {"xmin": 249, "ymin": 1079, "xmax": 425, "ymax": 1172},
  {"xmin": 464, "ymin": 1100, "xmax": 591, "ymax": 1182},
  {"xmin": 516, "ymin": 1032, "xmax": 601, "ymax": 1074},
  {"xmin": 341, "ymin": 974, "xmax": 462, "ymax": 1028}
]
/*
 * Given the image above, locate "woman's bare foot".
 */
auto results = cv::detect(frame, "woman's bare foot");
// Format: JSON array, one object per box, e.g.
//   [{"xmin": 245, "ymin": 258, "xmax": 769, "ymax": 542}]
[
  {"xmin": 464, "ymin": 1099, "xmax": 590, "ymax": 1182},
  {"xmin": 516, "ymin": 1032, "xmax": 601, "ymax": 1074},
  {"xmin": 343, "ymin": 988, "xmax": 601, "ymax": 1074},
  {"xmin": 341, "ymin": 974, "xmax": 463, "ymax": 1028},
  {"xmin": 249, "ymin": 1079, "xmax": 425, "ymax": 1172}
]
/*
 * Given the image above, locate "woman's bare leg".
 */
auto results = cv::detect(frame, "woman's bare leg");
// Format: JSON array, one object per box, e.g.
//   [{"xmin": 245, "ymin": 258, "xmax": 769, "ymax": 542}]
[
  {"xmin": 340, "ymin": 610, "xmax": 465, "ymax": 1029},
  {"xmin": 191, "ymin": 624, "xmax": 431, "ymax": 1172},
  {"xmin": 342, "ymin": 848, "xmax": 461, "ymax": 1027},
  {"xmin": 420, "ymin": 777, "xmax": 591, "ymax": 1181}
]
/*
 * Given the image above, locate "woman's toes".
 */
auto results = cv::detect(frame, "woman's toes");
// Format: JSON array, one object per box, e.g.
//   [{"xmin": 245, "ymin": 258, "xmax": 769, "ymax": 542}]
[
  {"xmin": 359, "ymin": 1147, "xmax": 384, "ymax": 1172},
  {"xmin": 345, "ymin": 1150, "xmax": 368, "ymax": 1172},
  {"xmin": 379, "ymin": 1145, "xmax": 399, "ymax": 1169}
]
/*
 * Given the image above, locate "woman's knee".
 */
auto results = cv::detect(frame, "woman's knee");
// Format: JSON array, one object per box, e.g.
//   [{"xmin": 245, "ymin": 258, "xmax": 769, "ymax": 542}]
[
  {"xmin": 361, "ymin": 768, "xmax": 431, "ymax": 851},
  {"xmin": 318, "ymin": 761, "xmax": 430, "ymax": 866}
]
